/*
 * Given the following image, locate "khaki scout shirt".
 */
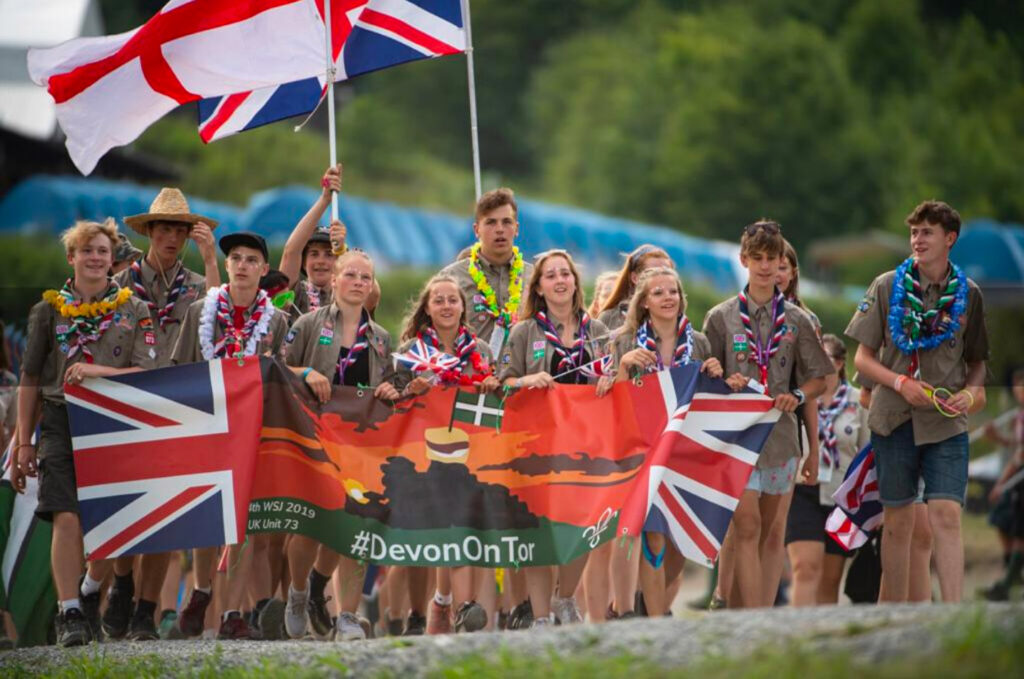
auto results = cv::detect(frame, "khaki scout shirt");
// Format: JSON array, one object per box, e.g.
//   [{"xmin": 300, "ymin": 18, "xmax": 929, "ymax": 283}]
[
  {"xmin": 390, "ymin": 334, "xmax": 494, "ymax": 392},
  {"xmin": 598, "ymin": 301, "xmax": 629, "ymax": 334},
  {"xmin": 170, "ymin": 290, "xmax": 288, "ymax": 365},
  {"xmin": 817, "ymin": 386, "xmax": 870, "ymax": 505},
  {"xmin": 292, "ymin": 278, "xmax": 334, "ymax": 317},
  {"xmin": 439, "ymin": 253, "xmax": 534, "ymax": 349},
  {"xmin": 21, "ymin": 291, "xmax": 157, "ymax": 404},
  {"xmin": 284, "ymin": 303, "xmax": 392, "ymax": 388},
  {"xmin": 114, "ymin": 259, "xmax": 206, "ymax": 367},
  {"xmin": 703, "ymin": 295, "xmax": 834, "ymax": 468},
  {"xmin": 498, "ymin": 316, "xmax": 610, "ymax": 384},
  {"xmin": 844, "ymin": 269, "xmax": 988, "ymax": 445},
  {"xmin": 610, "ymin": 325, "xmax": 713, "ymax": 380}
]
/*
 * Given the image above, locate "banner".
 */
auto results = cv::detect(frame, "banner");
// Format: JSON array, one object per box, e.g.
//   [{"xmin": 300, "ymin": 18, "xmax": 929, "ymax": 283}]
[{"xmin": 67, "ymin": 358, "xmax": 780, "ymax": 568}]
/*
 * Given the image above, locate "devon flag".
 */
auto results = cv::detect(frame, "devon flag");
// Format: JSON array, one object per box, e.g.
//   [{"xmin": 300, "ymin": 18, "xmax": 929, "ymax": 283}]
[
  {"xmin": 451, "ymin": 391, "xmax": 504, "ymax": 429},
  {"xmin": 0, "ymin": 439, "xmax": 56, "ymax": 647}
]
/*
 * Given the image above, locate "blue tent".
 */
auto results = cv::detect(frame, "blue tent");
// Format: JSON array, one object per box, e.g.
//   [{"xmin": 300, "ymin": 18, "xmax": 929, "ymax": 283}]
[
  {"xmin": 0, "ymin": 175, "xmax": 744, "ymax": 290},
  {"xmin": 955, "ymin": 220, "xmax": 1024, "ymax": 285}
]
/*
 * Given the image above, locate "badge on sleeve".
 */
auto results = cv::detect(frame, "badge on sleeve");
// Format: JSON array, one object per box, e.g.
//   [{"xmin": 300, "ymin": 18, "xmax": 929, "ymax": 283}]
[
  {"xmin": 285, "ymin": 329, "xmax": 297, "ymax": 344},
  {"xmin": 857, "ymin": 294, "xmax": 875, "ymax": 313}
]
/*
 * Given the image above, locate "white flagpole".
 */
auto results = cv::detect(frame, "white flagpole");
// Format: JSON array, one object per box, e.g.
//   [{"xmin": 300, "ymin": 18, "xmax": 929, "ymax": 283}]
[
  {"xmin": 324, "ymin": 0, "xmax": 340, "ymax": 223},
  {"xmin": 461, "ymin": 0, "xmax": 482, "ymax": 200}
]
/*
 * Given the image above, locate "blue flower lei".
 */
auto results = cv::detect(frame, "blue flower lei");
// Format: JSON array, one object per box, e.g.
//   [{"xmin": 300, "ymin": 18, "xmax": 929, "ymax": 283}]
[{"xmin": 887, "ymin": 256, "xmax": 967, "ymax": 355}]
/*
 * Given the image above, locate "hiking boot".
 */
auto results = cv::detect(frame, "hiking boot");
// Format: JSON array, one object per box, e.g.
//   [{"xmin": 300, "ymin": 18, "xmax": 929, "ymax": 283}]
[
  {"xmin": 552, "ymin": 596, "xmax": 582, "ymax": 625},
  {"xmin": 126, "ymin": 607, "xmax": 159, "ymax": 641},
  {"xmin": 178, "ymin": 589, "xmax": 212, "ymax": 638},
  {"xmin": 982, "ymin": 581, "xmax": 1010, "ymax": 602},
  {"xmin": 158, "ymin": 610, "xmax": 183, "ymax": 640},
  {"xmin": 56, "ymin": 608, "xmax": 93, "ymax": 647},
  {"xmin": 101, "ymin": 583, "xmax": 134, "ymax": 639},
  {"xmin": 335, "ymin": 612, "xmax": 367, "ymax": 642},
  {"xmin": 258, "ymin": 598, "xmax": 286, "ymax": 640},
  {"xmin": 386, "ymin": 617, "xmax": 404, "ymax": 636},
  {"xmin": 285, "ymin": 587, "xmax": 309, "ymax": 639},
  {"xmin": 426, "ymin": 599, "xmax": 453, "ymax": 635},
  {"xmin": 306, "ymin": 592, "xmax": 333, "ymax": 640},
  {"xmin": 80, "ymin": 588, "xmax": 102, "ymax": 641},
  {"xmin": 403, "ymin": 612, "xmax": 426, "ymax": 636},
  {"xmin": 217, "ymin": 612, "xmax": 252, "ymax": 640},
  {"xmin": 507, "ymin": 600, "xmax": 533, "ymax": 630},
  {"xmin": 454, "ymin": 601, "xmax": 487, "ymax": 633}
]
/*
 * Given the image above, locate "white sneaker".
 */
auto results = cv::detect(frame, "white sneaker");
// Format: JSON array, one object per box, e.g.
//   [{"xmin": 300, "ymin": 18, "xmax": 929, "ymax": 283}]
[
  {"xmin": 285, "ymin": 586, "xmax": 309, "ymax": 639},
  {"xmin": 551, "ymin": 596, "xmax": 582, "ymax": 625},
  {"xmin": 336, "ymin": 612, "xmax": 367, "ymax": 642}
]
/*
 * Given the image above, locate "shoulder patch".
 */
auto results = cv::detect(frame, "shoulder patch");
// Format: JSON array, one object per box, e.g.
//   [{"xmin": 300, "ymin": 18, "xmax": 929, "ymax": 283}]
[{"xmin": 857, "ymin": 294, "xmax": 875, "ymax": 314}]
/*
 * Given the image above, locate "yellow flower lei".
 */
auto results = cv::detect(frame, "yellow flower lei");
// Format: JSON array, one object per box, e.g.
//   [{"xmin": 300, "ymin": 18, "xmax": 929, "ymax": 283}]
[
  {"xmin": 43, "ymin": 286, "xmax": 133, "ymax": 318},
  {"xmin": 467, "ymin": 243, "xmax": 524, "ymax": 326}
]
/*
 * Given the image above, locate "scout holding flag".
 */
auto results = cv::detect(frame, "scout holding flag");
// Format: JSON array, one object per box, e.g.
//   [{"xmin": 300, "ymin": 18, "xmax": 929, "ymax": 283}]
[{"xmin": 13, "ymin": 219, "xmax": 156, "ymax": 647}]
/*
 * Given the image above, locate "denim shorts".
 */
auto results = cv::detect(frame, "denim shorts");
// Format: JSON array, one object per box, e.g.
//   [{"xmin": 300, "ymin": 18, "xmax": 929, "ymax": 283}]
[
  {"xmin": 745, "ymin": 457, "xmax": 798, "ymax": 496},
  {"xmin": 870, "ymin": 421, "xmax": 969, "ymax": 507}
]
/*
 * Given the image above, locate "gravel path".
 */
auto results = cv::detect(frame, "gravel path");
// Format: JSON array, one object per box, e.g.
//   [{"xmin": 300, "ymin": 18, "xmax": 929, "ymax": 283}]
[{"xmin": 2, "ymin": 603, "xmax": 1022, "ymax": 676}]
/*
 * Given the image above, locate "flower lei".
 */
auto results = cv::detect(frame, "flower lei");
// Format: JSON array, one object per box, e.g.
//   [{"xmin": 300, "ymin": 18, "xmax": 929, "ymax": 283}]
[
  {"xmin": 198, "ymin": 285, "xmax": 274, "ymax": 360},
  {"xmin": 420, "ymin": 325, "xmax": 492, "ymax": 385},
  {"xmin": 636, "ymin": 314, "xmax": 695, "ymax": 372},
  {"xmin": 43, "ymin": 279, "xmax": 133, "ymax": 362},
  {"xmin": 535, "ymin": 310, "xmax": 590, "ymax": 374},
  {"xmin": 887, "ymin": 257, "xmax": 967, "ymax": 376},
  {"xmin": 337, "ymin": 310, "xmax": 371, "ymax": 384},
  {"xmin": 737, "ymin": 285, "xmax": 786, "ymax": 388},
  {"xmin": 130, "ymin": 260, "xmax": 186, "ymax": 328},
  {"xmin": 304, "ymin": 279, "xmax": 323, "ymax": 312},
  {"xmin": 467, "ymin": 243, "xmax": 524, "ymax": 330},
  {"xmin": 817, "ymin": 381, "xmax": 850, "ymax": 470}
]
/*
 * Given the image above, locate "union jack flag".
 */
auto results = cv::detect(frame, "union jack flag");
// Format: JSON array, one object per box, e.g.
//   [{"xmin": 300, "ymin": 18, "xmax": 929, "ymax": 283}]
[
  {"xmin": 198, "ymin": 0, "xmax": 467, "ymax": 142},
  {"xmin": 620, "ymin": 366, "xmax": 780, "ymax": 567},
  {"xmin": 825, "ymin": 444, "xmax": 881, "ymax": 551},
  {"xmin": 392, "ymin": 340, "xmax": 461, "ymax": 375},
  {"xmin": 577, "ymin": 355, "xmax": 614, "ymax": 379},
  {"xmin": 65, "ymin": 359, "xmax": 264, "ymax": 560}
]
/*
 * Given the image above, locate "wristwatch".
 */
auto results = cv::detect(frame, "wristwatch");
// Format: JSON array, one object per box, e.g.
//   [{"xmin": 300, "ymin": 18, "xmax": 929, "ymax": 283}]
[{"xmin": 791, "ymin": 388, "xmax": 806, "ymax": 405}]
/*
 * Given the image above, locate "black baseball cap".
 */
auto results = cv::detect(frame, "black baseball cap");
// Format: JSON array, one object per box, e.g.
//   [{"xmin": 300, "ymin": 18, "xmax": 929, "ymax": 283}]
[{"xmin": 219, "ymin": 231, "xmax": 268, "ymax": 261}]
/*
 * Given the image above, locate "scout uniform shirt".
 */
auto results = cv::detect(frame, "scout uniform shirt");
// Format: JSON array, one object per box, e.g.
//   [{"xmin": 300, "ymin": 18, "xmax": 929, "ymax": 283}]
[
  {"xmin": 598, "ymin": 301, "xmax": 630, "ymax": 334},
  {"xmin": 816, "ymin": 386, "xmax": 870, "ymax": 505},
  {"xmin": 390, "ymin": 333, "xmax": 494, "ymax": 393},
  {"xmin": 439, "ymin": 254, "xmax": 534, "ymax": 353},
  {"xmin": 844, "ymin": 268, "xmax": 988, "ymax": 445},
  {"xmin": 292, "ymin": 278, "xmax": 334, "ymax": 318},
  {"xmin": 499, "ymin": 316, "xmax": 610, "ymax": 384},
  {"xmin": 284, "ymin": 304, "xmax": 392, "ymax": 388},
  {"xmin": 115, "ymin": 258, "xmax": 206, "ymax": 367},
  {"xmin": 170, "ymin": 289, "xmax": 288, "ymax": 364},
  {"xmin": 703, "ymin": 295, "xmax": 833, "ymax": 468},
  {"xmin": 21, "ymin": 289, "xmax": 157, "ymax": 403},
  {"xmin": 610, "ymin": 324, "xmax": 713, "ymax": 380}
]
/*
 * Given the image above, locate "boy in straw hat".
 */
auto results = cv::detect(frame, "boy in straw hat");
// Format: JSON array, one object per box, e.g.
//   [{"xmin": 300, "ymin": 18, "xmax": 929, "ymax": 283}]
[
  {"xmin": 77, "ymin": 188, "xmax": 220, "ymax": 642},
  {"xmin": 279, "ymin": 165, "xmax": 347, "ymax": 320}
]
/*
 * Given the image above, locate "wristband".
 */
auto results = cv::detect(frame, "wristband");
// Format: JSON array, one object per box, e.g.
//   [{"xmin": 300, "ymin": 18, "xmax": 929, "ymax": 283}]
[
  {"xmin": 301, "ymin": 368, "xmax": 313, "ymax": 381},
  {"xmin": 894, "ymin": 375, "xmax": 908, "ymax": 393},
  {"xmin": 791, "ymin": 388, "xmax": 806, "ymax": 405},
  {"xmin": 14, "ymin": 444, "xmax": 33, "ymax": 450},
  {"xmin": 960, "ymin": 389, "xmax": 975, "ymax": 408}
]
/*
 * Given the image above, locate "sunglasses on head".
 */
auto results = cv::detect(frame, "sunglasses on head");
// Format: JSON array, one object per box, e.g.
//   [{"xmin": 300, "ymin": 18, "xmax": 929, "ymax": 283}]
[{"xmin": 742, "ymin": 221, "xmax": 781, "ymax": 237}]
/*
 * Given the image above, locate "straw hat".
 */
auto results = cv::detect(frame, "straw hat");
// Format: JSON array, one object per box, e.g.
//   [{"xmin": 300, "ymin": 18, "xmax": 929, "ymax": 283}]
[{"xmin": 123, "ymin": 187, "xmax": 219, "ymax": 236}]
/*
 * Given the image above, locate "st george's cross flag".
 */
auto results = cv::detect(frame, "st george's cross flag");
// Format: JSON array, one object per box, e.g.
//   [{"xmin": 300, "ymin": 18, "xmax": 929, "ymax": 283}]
[
  {"xmin": 618, "ymin": 368, "xmax": 780, "ymax": 567},
  {"xmin": 825, "ymin": 444, "xmax": 882, "ymax": 551},
  {"xmin": 64, "ymin": 359, "xmax": 263, "ymax": 560},
  {"xmin": 198, "ymin": 0, "xmax": 466, "ymax": 142}
]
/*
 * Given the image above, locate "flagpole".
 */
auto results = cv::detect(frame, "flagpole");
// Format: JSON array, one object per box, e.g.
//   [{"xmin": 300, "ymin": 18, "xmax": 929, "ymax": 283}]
[
  {"xmin": 461, "ymin": 0, "xmax": 482, "ymax": 200},
  {"xmin": 324, "ymin": 0, "xmax": 340, "ymax": 223}
]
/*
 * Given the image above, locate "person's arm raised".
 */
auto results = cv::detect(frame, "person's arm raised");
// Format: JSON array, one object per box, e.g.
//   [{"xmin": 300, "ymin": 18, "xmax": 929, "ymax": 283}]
[{"xmin": 280, "ymin": 165, "xmax": 341, "ymax": 285}]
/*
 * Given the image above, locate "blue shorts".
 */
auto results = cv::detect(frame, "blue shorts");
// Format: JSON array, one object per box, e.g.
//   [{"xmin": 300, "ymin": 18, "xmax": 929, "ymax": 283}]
[
  {"xmin": 870, "ymin": 421, "xmax": 969, "ymax": 507},
  {"xmin": 745, "ymin": 457, "xmax": 798, "ymax": 496}
]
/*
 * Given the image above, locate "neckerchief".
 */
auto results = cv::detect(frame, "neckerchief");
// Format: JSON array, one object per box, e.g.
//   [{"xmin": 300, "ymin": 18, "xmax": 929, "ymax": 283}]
[
  {"xmin": 130, "ymin": 260, "xmax": 186, "ymax": 329},
  {"xmin": 737, "ymin": 286, "xmax": 786, "ymax": 388},
  {"xmin": 887, "ymin": 257, "xmax": 967, "ymax": 377},
  {"xmin": 818, "ymin": 381, "xmax": 850, "ymax": 470},
  {"xmin": 635, "ymin": 314, "xmax": 695, "ymax": 372},
  {"xmin": 535, "ymin": 310, "xmax": 589, "ymax": 373},
  {"xmin": 48, "ymin": 279, "xmax": 126, "ymax": 363},
  {"xmin": 304, "ymin": 279, "xmax": 324, "ymax": 312},
  {"xmin": 337, "ymin": 310, "xmax": 371, "ymax": 384},
  {"xmin": 418, "ymin": 325, "xmax": 490, "ymax": 385},
  {"xmin": 199, "ymin": 285, "xmax": 273, "ymax": 360}
]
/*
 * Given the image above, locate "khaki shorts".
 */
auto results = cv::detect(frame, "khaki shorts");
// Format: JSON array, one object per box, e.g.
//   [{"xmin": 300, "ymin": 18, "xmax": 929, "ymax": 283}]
[{"xmin": 36, "ymin": 400, "xmax": 79, "ymax": 521}]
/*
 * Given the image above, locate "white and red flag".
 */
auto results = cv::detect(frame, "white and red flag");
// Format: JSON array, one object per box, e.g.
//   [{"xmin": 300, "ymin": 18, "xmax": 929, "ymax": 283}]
[{"xmin": 28, "ymin": 0, "xmax": 340, "ymax": 174}]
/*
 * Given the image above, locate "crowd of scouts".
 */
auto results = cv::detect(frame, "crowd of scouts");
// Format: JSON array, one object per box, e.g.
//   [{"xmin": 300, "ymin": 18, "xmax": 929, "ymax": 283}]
[{"xmin": 0, "ymin": 164, "xmax": 1001, "ymax": 647}]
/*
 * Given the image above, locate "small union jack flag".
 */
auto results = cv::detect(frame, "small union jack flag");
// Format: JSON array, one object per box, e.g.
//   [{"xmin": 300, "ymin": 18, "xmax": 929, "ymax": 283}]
[
  {"xmin": 392, "ymin": 340, "xmax": 461, "ymax": 375},
  {"xmin": 65, "ymin": 359, "xmax": 264, "ymax": 560},
  {"xmin": 577, "ymin": 355, "xmax": 614, "ymax": 379},
  {"xmin": 825, "ymin": 444, "xmax": 881, "ymax": 551},
  {"xmin": 619, "ymin": 365, "xmax": 780, "ymax": 567}
]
